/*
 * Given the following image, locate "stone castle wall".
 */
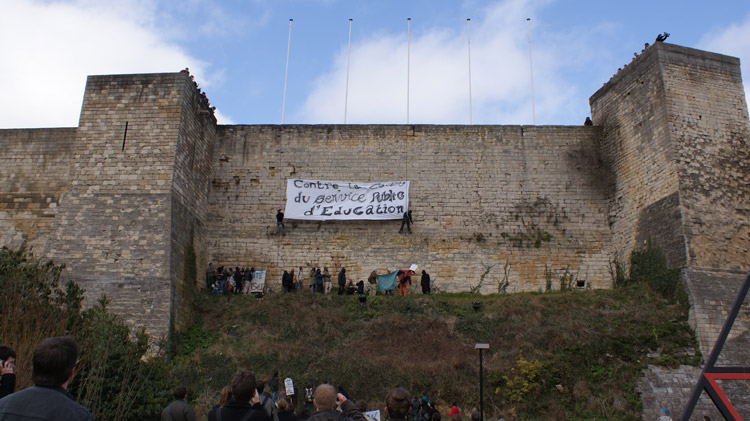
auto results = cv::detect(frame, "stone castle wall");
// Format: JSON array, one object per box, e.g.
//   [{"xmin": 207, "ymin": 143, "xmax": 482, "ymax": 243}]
[
  {"xmin": 206, "ymin": 124, "xmax": 614, "ymax": 293},
  {"xmin": 0, "ymin": 128, "xmax": 76, "ymax": 255},
  {"xmin": 0, "ymin": 42, "xmax": 749, "ymax": 418},
  {"xmin": 169, "ymin": 75, "xmax": 217, "ymax": 331}
]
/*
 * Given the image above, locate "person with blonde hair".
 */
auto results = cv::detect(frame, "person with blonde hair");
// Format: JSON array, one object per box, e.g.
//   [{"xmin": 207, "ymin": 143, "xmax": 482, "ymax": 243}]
[{"xmin": 308, "ymin": 384, "xmax": 365, "ymax": 421}]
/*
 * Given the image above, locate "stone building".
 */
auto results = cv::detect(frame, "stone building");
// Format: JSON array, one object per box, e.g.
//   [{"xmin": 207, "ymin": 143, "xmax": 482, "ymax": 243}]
[{"xmin": 1, "ymin": 42, "xmax": 748, "ymax": 417}]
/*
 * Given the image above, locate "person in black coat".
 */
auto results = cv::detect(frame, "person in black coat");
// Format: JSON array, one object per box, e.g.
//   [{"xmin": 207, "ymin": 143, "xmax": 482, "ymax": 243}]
[
  {"xmin": 276, "ymin": 398, "xmax": 298, "ymax": 421},
  {"xmin": 208, "ymin": 372, "xmax": 270, "ymax": 421},
  {"xmin": 0, "ymin": 345, "xmax": 16, "ymax": 399},
  {"xmin": 337, "ymin": 268, "xmax": 346, "ymax": 295},
  {"xmin": 420, "ymin": 270, "xmax": 430, "ymax": 295}
]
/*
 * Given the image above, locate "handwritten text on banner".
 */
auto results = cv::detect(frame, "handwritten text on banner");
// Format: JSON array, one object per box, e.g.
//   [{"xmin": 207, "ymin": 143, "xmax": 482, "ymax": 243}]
[{"xmin": 284, "ymin": 179, "xmax": 409, "ymax": 221}]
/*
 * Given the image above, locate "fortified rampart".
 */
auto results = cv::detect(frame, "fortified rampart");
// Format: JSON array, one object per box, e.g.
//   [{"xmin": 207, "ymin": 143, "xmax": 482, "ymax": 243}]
[
  {"xmin": 0, "ymin": 42, "xmax": 748, "ymax": 417},
  {"xmin": 207, "ymin": 124, "xmax": 613, "ymax": 294}
]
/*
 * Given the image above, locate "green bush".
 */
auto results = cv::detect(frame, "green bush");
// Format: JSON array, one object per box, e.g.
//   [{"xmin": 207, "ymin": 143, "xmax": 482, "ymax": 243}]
[
  {"xmin": 628, "ymin": 239, "xmax": 686, "ymax": 306},
  {"xmin": 0, "ymin": 247, "xmax": 171, "ymax": 420}
]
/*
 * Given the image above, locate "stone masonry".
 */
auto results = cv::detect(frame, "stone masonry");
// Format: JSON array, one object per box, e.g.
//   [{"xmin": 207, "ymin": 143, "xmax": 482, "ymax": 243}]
[
  {"xmin": 590, "ymin": 43, "xmax": 750, "ymax": 418},
  {"xmin": 207, "ymin": 124, "xmax": 613, "ymax": 294},
  {"xmin": 0, "ymin": 42, "xmax": 748, "ymax": 418}
]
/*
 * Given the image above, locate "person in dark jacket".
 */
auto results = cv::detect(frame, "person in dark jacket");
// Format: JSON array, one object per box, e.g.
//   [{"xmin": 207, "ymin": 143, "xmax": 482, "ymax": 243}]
[
  {"xmin": 282, "ymin": 271, "xmax": 293, "ymax": 293},
  {"xmin": 337, "ymin": 268, "xmax": 347, "ymax": 295},
  {"xmin": 276, "ymin": 210, "xmax": 286, "ymax": 235},
  {"xmin": 420, "ymin": 270, "xmax": 430, "ymax": 295},
  {"xmin": 257, "ymin": 379, "xmax": 280, "ymax": 421},
  {"xmin": 0, "ymin": 345, "xmax": 16, "ymax": 399},
  {"xmin": 399, "ymin": 210, "xmax": 413, "ymax": 233},
  {"xmin": 315, "ymin": 269, "xmax": 324, "ymax": 294},
  {"xmin": 385, "ymin": 387, "xmax": 412, "ymax": 421},
  {"xmin": 308, "ymin": 384, "xmax": 365, "ymax": 421},
  {"xmin": 161, "ymin": 385, "xmax": 197, "ymax": 421},
  {"xmin": 208, "ymin": 371, "xmax": 270, "ymax": 421},
  {"xmin": 0, "ymin": 336, "xmax": 93, "ymax": 421},
  {"xmin": 269, "ymin": 370, "xmax": 279, "ymax": 400},
  {"xmin": 276, "ymin": 398, "xmax": 298, "ymax": 421}
]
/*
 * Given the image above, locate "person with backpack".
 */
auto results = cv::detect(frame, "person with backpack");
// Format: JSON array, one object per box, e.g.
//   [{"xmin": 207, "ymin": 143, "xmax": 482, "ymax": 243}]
[{"xmin": 257, "ymin": 379, "xmax": 280, "ymax": 421}]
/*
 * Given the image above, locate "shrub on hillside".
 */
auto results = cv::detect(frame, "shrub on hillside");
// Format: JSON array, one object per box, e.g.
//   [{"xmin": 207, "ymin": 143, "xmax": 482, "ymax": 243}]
[{"xmin": 0, "ymin": 246, "xmax": 171, "ymax": 420}]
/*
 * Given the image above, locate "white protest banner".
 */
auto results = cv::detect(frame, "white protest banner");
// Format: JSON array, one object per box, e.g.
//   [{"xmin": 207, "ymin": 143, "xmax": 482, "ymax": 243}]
[
  {"xmin": 284, "ymin": 378, "xmax": 295, "ymax": 395},
  {"xmin": 284, "ymin": 179, "xmax": 409, "ymax": 221},
  {"xmin": 364, "ymin": 410, "xmax": 381, "ymax": 421},
  {"xmin": 250, "ymin": 270, "xmax": 266, "ymax": 293}
]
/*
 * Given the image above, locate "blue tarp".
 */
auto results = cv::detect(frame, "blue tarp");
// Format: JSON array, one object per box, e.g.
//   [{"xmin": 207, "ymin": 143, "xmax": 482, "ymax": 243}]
[{"xmin": 376, "ymin": 270, "xmax": 399, "ymax": 291}]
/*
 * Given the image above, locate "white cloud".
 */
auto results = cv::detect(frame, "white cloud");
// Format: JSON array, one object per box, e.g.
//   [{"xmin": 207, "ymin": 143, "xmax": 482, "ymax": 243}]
[
  {"xmin": 0, "ymin": 0, "xmax": 216, "ymax": 128},
  {"xmin": 698, "ymin": 13, "xmax": 750, "ymax": 113},
  {"xmin": 296, "ymin": 0, "xmax": 594, "ymax": 125}
]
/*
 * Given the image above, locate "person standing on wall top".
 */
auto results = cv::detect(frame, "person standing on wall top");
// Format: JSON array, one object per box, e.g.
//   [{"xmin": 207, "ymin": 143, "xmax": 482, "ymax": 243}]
[
  {"xmin": 338, "ymin": 268, "xmax": 347, "ymax": 295},
  {"xmin": 161, "ymin": 385, "xmax": 197, "ymax": 421},
  {"xmin": 0, "ymin": 336, "xmax": 93, "ymax": 421},
  {"xmin": 276, "ymin": 209, "xmax": 286, "ymax": 236},
  {"xmin": 399, "ymin": 210, "xmax": 413, "ymax": 234}
]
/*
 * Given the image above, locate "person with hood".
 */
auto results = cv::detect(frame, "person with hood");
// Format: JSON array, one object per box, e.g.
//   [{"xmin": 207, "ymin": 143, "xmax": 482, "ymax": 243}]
[
  {"xmin": 338, "ymin": 268, "xmax": 347, "ymax": 295},
  {"xmin": 420, "ymin": 270, "xmax": 431, "ymax": 295}
]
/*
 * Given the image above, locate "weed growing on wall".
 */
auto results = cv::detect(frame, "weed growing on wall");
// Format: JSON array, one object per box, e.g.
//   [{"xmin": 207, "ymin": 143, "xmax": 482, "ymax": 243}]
[{"xmin": 618, "ymin": 239, "xmax": 687, "ymax": 309}]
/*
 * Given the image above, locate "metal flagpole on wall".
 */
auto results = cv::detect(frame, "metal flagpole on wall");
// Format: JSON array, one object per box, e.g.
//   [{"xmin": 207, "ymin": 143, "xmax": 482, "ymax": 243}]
[
  {"xmin": 344, "ymin": 18, "xmax": 353, "ymax": 124},
  {"xmin": 282, "ymin": 19, "xmax": 293, "ymax": 124},
  {"xmin": 407, "ymin": 18, "xmax": 411, "ymax": 124},
  {"xmin": 467, "ymin": 18, "xmax": 473, "ymax": 125},
  {"xmin": 526, "ymin": 18, "xmax": 536, "ymax": 125},
  {"xmin": 406, "ymin": 18, "xmax": 411, "ymax": 124}
]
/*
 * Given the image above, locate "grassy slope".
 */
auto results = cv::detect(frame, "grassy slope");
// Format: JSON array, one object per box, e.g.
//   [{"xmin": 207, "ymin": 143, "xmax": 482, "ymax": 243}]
[{"xmin": 172, "ymin": 286, "xmax": 699, "ymax": 420}]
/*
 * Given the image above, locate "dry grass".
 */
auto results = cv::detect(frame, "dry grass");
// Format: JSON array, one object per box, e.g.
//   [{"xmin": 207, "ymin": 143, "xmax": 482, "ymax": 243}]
[{"xmin": 174, "ymin": 285, "xmax": 698, "ymax": 420}]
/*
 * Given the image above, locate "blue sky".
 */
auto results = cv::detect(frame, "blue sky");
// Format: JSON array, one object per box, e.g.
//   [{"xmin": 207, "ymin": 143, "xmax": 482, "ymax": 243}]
[{"xmin": 1, "ymin": 0, "xmax": 749, "ymax": 128}]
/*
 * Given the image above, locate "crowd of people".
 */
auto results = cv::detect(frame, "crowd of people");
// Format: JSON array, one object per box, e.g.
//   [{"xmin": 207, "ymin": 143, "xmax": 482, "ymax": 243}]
[
  {"xmin": 1, "ymin": 335, "xmax": 485, "ymax": 421},
  {"xmin": 205, "ymin": 264, "xmax": 433, "ymax": 299},
  {"xmin": 163, "ymin": 369, "xmax": 482, "ymax": 421}
]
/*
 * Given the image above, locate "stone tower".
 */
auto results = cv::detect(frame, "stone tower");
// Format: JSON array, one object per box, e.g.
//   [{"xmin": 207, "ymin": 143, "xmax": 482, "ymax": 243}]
[
  {"xmin": 43, "ymin": 72, "xmax": 216, "ymax": 341},
  {"xmin": 590, "ymin": 42, "xmax": 750, "ymax": 416}
]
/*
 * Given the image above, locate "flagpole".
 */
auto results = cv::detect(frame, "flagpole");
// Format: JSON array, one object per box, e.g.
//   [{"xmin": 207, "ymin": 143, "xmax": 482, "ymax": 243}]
[
  {"xmin": 282, "ymin": 19, "xmax": 293, "ymax": 124},
  {"xmin": 407, "ymin": 18, "xmax": 411, "ymax": 124},
  {"xmin": 344, "ymin": 18, "xmax": 353, "ymax": 124},
  {"xmin": 526, "ymin": 18, "xmax": 536, "ymax": 125},
  {"xmin": 467, "ymin": 18, "xmax": 473, "ymax": 125}
]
